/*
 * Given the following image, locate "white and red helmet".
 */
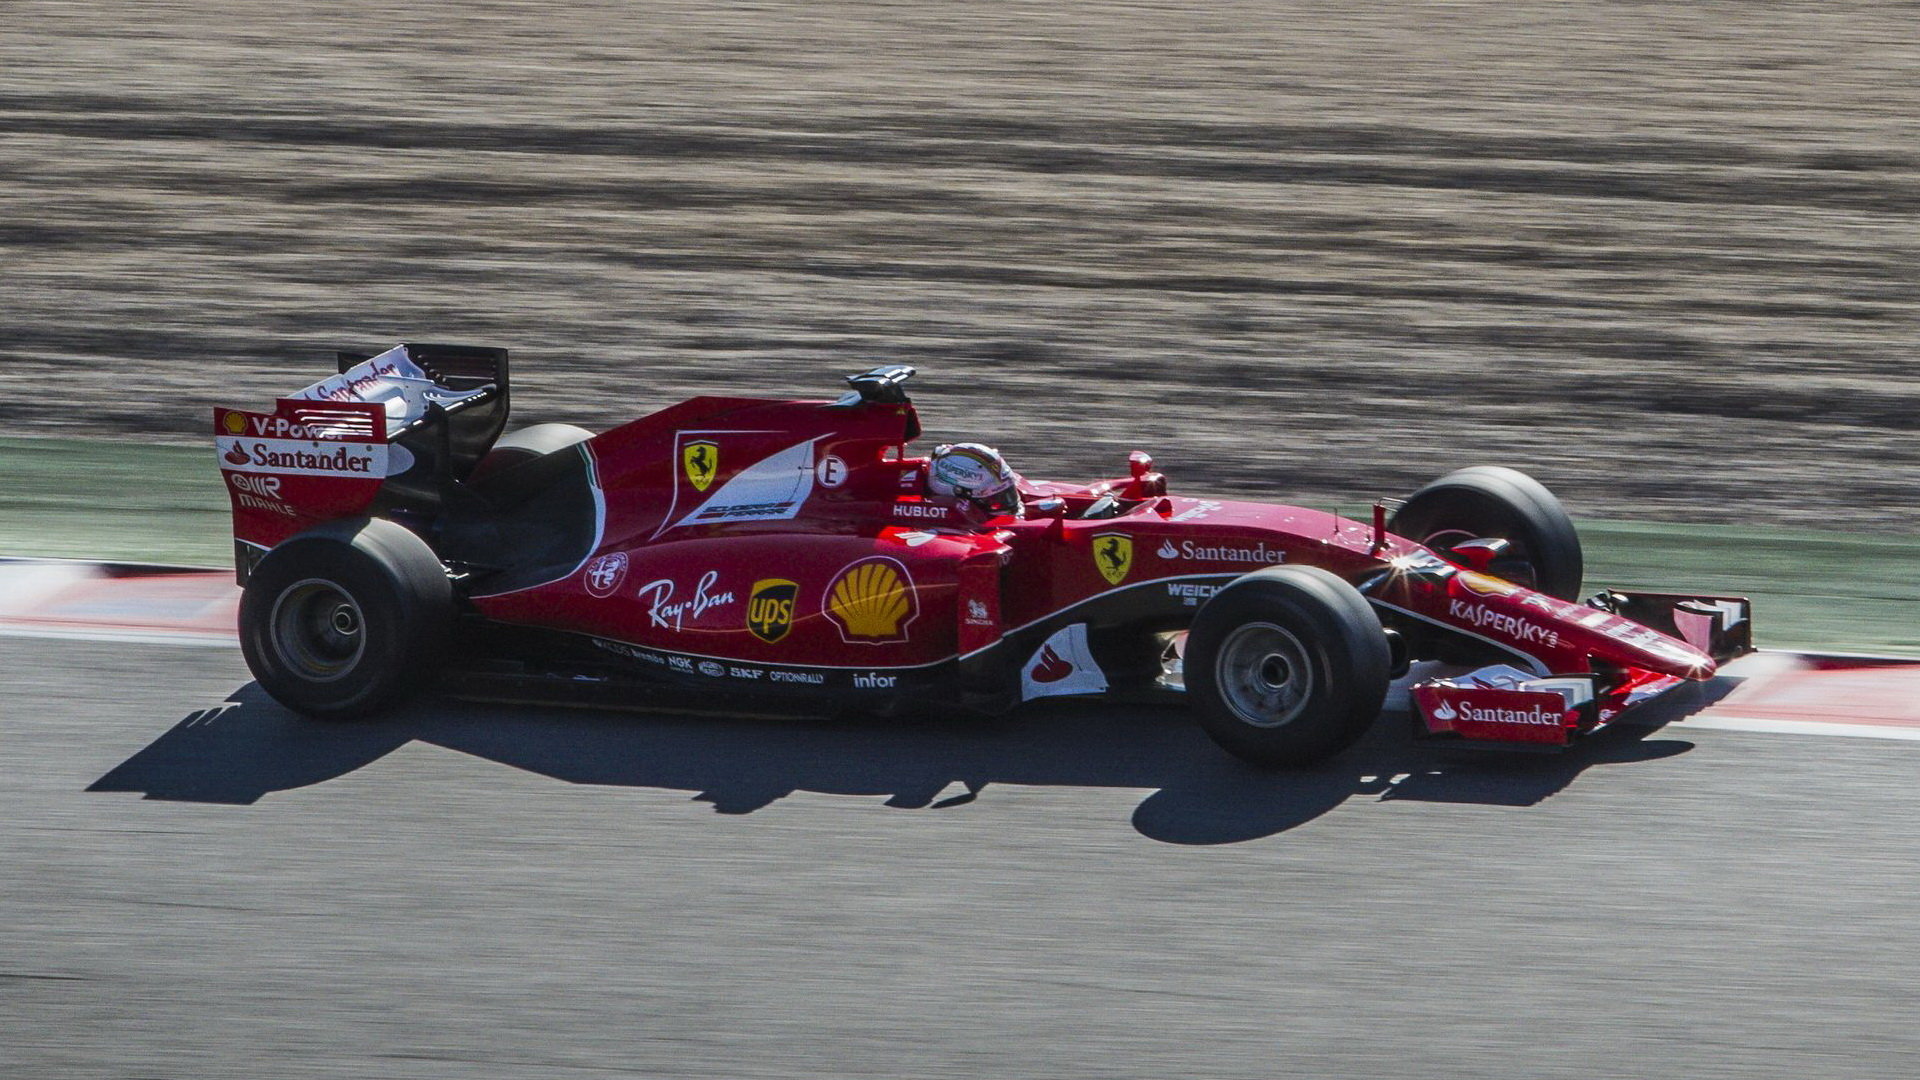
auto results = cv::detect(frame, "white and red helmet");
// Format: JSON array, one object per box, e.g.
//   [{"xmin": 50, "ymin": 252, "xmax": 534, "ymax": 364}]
[{"xmin": 927, "ymin": 443, "xmax": 1021, "ymax": 514}]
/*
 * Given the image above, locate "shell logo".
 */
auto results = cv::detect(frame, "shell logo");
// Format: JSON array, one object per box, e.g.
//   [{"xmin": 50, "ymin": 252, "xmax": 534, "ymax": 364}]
[
  {"xmin": 1456, "ymin": 570, "xmax": 1519, "ymax": 596},
  {"xmin": 824, "ymin": 557, "xmax": 919, "ymax": 644},
  {"xmin": 221, "ymin": 410, "xmax": 248, "ymax": 435}
]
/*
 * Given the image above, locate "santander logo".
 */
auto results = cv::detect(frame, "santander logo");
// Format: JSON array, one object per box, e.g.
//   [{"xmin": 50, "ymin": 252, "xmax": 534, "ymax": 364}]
[
  {"xmin": 1018, "ymin": 623, "xmax": 1109, "ymax": 702},
  {"xmin": 1156, "ymin": 538, "xmax": 1286, "ymax": 565},
  {"xmin": 1461, "ymin": 702, "xmax": 1560, "ymax": 726},
  {"xmin": 1030, "ymin": 645, "xmax": 1074, "ymax": 683},
  {"xmin": 1426, "ymin": 690, "xmax": 1564, "ymax": 728}
]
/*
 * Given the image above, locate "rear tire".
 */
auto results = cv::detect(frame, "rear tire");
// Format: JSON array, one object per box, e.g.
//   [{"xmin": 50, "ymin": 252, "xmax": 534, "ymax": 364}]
[
  {"xmin": 467, "ymin": 423, "xmax": 595, "ymax": 494},
  {"xmin": 239, "ymin": 519, "xmax": 452, "ymax": 718},
  {"xmin": 1389, "ymin": 465, "xmax": 1584, "ymax": 601},
  {"xmin": 1185, "ymin": 566, "xmax": 1391, "ymax": 767}
]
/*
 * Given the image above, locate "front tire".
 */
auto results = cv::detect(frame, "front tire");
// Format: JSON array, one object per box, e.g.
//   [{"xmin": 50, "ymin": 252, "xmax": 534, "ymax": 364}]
[
  {"xmin": 1390, "ymin": 465, "xmax": 1584, "ymax": 601},
  {"xmin": 1185, "ymin": 566, "xmax": 1391, "ymax": 767},
  {"xmin": 239, "ymin": 519, "xmax": 452, "ymax": 718}
]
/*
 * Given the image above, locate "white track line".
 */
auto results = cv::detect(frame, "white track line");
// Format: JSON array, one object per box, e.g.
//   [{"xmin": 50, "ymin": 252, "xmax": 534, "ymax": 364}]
[
  {"xmin": 1672, "ymin": 715, "xmax": 1920, "ymax": 742},
  {"xmin": 0, "ymin": 625, "xmax": 236, "ymax": 648}
]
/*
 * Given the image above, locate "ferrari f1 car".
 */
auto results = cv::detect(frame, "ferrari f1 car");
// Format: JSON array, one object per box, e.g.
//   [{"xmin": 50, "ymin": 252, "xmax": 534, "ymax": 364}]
[{"xmin": 216, "ymin": 345, "xmax": 1752, "ymax": 766}]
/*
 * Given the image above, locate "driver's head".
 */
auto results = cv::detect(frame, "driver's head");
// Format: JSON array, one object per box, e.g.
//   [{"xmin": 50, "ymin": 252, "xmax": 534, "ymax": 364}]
[{"xmin": 927, "ymin": 443, "xmax": 1022, "ymax": 515}]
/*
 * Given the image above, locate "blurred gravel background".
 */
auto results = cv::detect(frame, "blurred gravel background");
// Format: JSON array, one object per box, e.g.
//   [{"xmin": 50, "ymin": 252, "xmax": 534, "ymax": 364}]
[{"xmin": 2, "ymin": 1, "xmax": 1917, "ymax": 528}]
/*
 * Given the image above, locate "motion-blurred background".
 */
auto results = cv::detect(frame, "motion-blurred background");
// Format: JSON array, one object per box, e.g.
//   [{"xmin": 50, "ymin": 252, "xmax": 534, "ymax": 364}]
[
  {"xmin": 10, "ymin": 11, "xmax": 1920, "ymax": 1080},
  {"xmin": 3, "ymin": 1, "xmax": 1916, "ymax": 527}
]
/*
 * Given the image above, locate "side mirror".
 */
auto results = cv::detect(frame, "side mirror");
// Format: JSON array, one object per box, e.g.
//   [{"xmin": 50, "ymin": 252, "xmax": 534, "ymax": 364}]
[
  {"xmin": 1123, "ymin": 450, "xmax": 1166, "ymax": 499},
  {"xmin": 1448, "ymin": 537, "xmax": 1510, "ymax": 572}
]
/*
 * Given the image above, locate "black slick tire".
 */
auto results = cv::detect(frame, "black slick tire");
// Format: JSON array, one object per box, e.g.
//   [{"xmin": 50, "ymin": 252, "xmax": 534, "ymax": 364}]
[
  {"xmin": 238, "ymin": 518, "xmax": 453, "ymax": 718},
  {"xmin": 1389, "ymin": 465, "xmax": 1584, "ymax": 601},
  {"xmin": 467, "ymin": 423, "xmax": 596, "ymax": 497},
  {"xmin": 1185, "ymin": 565, "xmax": 1391, "ymax": 767}
]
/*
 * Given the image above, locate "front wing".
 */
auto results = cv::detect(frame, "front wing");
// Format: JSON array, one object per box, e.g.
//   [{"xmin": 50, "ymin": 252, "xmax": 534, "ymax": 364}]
[{"xmin": 1411, "ymin": 591, "xmax": 1753, "ymax": 749}]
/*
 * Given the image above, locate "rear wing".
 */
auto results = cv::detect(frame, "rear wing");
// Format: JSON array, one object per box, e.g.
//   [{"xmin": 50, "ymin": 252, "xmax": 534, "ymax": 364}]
[
  {"xmin": 216, "ymin": 343, "xmax": 511, "ymax": 581},
  {"xmin": 326, "ymin": 343, "xmax": 508, "ymax": 431}
]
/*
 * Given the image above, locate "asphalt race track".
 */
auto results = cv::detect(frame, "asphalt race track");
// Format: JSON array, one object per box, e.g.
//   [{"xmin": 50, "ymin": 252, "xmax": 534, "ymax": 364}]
[{"xmin": 9, "ymin": 634, "xmax": 1920, "ymax": 1078}]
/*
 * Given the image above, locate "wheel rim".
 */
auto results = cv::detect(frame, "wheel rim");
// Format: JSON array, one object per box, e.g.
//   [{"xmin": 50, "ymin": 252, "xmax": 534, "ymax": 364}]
[
  {"xmin": 1214, "ymin": 621, "xmax": 1315, "ymax": 729},
  {"xmin": 269, "ymin": 578, "xmax": 366, "ymax": 682}
]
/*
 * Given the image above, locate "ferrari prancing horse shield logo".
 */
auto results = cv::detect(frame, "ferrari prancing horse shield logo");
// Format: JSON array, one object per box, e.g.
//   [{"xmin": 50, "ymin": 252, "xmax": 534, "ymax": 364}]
[
  {"xmin": 1093, "ymin": 532, "xmax": 1133, "ymax": 586},
  {"xmin": 682, "ymin": 440, "xmax": 718, "ymax": 491}
]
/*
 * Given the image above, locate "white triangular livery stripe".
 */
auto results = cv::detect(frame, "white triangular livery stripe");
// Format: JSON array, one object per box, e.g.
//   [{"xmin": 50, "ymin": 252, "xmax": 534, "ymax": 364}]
[{"xmin": 671, "ymin": 438, "xmax": 821, "ymax": 529}]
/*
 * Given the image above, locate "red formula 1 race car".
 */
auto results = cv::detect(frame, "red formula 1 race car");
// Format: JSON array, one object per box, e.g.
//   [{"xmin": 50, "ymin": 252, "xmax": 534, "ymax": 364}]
[{"xmin": 216, "ymin": 345, "xmax": 1752, "ymax": 766}]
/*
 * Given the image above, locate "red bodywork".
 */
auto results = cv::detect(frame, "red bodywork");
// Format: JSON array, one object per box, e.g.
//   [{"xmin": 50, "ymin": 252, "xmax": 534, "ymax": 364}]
[{"xmin": 219, "ymin": 353, "xmax": 1751, "ymax": 748}]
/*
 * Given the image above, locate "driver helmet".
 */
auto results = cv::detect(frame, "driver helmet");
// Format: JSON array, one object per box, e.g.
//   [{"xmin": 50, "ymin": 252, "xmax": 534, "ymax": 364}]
[{"xmin": 927, "ymin": 443, "xmax": 1022, "ymax": 515}]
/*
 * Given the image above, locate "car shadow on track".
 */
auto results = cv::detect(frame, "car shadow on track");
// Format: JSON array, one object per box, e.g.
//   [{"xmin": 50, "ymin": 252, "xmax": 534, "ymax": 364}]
[{"xmin": 89, "ymin": 684, "xmax": 1700, "ymax": 844}]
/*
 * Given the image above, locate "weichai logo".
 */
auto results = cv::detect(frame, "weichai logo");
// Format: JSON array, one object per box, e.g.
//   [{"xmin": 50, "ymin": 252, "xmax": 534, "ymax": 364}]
[{"xmin": 747, "ymin": 578, "xmax": 799, "ymax": 643}]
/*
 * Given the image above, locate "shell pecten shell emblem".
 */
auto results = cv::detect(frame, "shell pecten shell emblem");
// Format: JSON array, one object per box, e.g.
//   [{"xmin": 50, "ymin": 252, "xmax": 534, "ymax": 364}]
[{"xmin": 824, "ymin": 557, "xmax": 919, "ymax": 644}]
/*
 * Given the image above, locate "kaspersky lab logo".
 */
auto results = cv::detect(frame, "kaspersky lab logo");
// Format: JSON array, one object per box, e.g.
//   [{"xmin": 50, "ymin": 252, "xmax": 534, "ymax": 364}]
[
  {"xmin": 1093, "ymin": 532, "xmax": 1133, "ymax": 585},
  {"xmin": 747, "ymin": 578, "xmax": 798, "ymax": 643},
  {"xmin": 682, "ymin": 439, "xmax": 718, "ymax": 492}
]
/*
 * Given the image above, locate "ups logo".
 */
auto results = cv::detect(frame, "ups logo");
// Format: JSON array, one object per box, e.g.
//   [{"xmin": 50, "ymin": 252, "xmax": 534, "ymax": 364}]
[{"xmin": 747, "ymin": 578, "xmax": 799, "ymax": 643}]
